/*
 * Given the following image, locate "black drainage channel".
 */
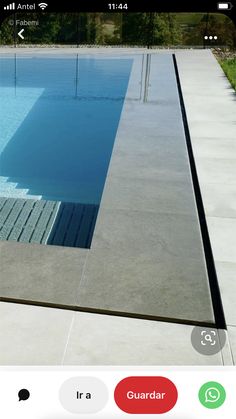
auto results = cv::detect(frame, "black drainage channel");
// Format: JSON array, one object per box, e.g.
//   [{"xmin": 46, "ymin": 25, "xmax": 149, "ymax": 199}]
[{"xmin": 173, "ymin": 54, "xmax": 226, "ymax": 330}]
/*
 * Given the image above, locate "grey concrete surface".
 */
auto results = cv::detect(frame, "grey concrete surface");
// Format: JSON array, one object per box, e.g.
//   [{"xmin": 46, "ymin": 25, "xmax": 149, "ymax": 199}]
[
  {"xmin": 228, "ymin": 326, "xmax": 236, "ymax": 364},
  {"xmin": 0, "ymin": 301, "xmax": 223, "ymax": 365},
  {"xmin": 221, "ymin": 331, "xmax": 234, "ymax": 366},
  {"xmin": 199, "ymin": 182, "xmax": 236, "ymax": 219},
  {"xmin": 207, "ymin": 217, "xmax": 236, "ymax": 264},
  {"xmin": 77, "ymin": 53, "xmax": 214, "ymax": 324},
  {"xmin": 63, "ymin": 311, "xmax": 223, "ymax": 366},
  {"xmin": 176, "ymin": 49, "xmax": 236, "ymax": 334},
  {"xmin": 0, "ymin": 51, "xmax": 214, "ymax": 325},
  {"xmin": 215, "ymin": 262, "xmax": 236, "ymax": 326},
  {"xmin": 101, "ymin": 176, "xmax": 197, "ymax": 215},
  {"xmin": 0, "ymin": 241, "xmax": 87, "ymax": 306},
  {"xmin": 77, "ymin": 247, "xmax": 212, "ymax": 323},
  {"xmin": 0, "ymin": 301, "xmax": 73, "ymax": 365}
]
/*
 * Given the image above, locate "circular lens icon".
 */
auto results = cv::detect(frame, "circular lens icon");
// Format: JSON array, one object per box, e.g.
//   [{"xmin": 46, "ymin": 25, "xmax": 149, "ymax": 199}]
[
  {"xmin": 191, "ymin": 327, "xmax": 226, "ymax": 356},
  {"xmin": 199, "ymin": 382, "xmax": 226, "ymax": 409}
]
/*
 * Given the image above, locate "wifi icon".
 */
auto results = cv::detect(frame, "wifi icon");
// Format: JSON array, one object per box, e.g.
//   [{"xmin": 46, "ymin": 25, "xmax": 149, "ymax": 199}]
[{"xmin": 38, "ymin": 2, "xmax": 48, "ymax": 10}]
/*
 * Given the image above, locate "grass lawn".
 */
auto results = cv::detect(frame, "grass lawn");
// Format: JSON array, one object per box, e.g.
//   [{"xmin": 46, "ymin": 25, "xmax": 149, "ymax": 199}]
[{"xmin": 219, "ymin": 59, "xmax": 236, "ymax": 90}]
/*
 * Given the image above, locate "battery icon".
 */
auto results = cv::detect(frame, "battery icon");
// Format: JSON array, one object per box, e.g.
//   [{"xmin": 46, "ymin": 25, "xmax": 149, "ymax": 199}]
[{"xmin": 217, "ymin": 2, "xmax": 233, "ymax": 10}]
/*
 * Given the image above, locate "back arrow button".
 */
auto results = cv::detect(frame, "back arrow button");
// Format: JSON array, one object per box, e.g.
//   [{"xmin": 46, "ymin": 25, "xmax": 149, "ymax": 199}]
[{"xmin": 18, "ymin": 29, "xmax": 24, "ymax": 39}]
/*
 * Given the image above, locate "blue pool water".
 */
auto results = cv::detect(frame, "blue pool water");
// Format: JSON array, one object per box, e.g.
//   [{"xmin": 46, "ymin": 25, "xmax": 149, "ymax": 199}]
[{"xmin": 0, "ymin": 55, "xmax": 132, "ymax": 204}]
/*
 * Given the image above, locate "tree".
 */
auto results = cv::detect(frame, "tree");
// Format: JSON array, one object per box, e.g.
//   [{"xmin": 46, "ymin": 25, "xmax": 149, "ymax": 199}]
[
  {"xmin": 184, "ymin": 14, "xmax": 236, "ymax": 48},
  {"xmin": 122, "ymin": 13, "xmax": 148, "ymax": 45},
  {"xmin": 122, "ymin": 13, "xmax": 182, "ymax": 46}
]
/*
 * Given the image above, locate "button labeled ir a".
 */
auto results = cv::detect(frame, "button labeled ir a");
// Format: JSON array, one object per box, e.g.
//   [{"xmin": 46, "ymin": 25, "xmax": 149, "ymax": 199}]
[
  {"xmin": 59, "ymin": 377, "xmax": 108, "ymax": 414},
  {"xmin": 76, "ymin": 391, "xmax": 92, "ymax": 400}
]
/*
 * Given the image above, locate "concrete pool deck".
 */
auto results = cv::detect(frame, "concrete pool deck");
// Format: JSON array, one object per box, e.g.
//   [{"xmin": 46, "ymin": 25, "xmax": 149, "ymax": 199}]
[
  {"xmin": 0, "ymin": 52, "xmax": 214, "ymax": 324},
  {"xmin": 0, "ymin": 48, "xmax": 236, "ymax": 365}
]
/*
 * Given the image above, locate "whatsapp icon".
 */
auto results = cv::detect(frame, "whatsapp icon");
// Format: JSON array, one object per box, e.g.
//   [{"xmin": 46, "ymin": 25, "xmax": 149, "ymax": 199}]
[{"xmin": 199, "ymin": 382, "xmax": 226, "ymax": 409}]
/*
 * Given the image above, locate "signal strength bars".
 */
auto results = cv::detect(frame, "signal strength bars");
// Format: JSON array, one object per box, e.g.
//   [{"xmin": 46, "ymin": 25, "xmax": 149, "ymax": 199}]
[{"xmin": 4, "ymin": 2, "xmax": 15, "ymax": 10}]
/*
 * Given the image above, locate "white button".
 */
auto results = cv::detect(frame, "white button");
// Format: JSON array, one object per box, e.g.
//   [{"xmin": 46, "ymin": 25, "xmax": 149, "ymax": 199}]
[{"xmin": 59, "ymin": 377, "xmax": 109, "ymax": 414}]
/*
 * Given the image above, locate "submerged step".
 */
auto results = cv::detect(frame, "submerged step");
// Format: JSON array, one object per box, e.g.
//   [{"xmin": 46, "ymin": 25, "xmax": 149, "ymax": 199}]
[{"xmin": 0, "ymin": 197, "xmax": 98, "ymax": 249}]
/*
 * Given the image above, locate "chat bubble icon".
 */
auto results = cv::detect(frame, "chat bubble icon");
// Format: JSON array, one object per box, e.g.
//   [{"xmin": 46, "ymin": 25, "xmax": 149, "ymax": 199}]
[
  {"xmin": 205, "ymin": 387, "xmax": 220, "ymax": 403},
  {"xmin": 18, "ymin": 389, "xmax": 30, "ymax": 401}
]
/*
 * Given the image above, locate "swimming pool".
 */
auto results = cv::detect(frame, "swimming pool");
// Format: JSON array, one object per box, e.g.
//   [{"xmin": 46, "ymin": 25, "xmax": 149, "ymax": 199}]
[
  {"xmin": 0, "ymin": 54, "xmax": 132, "ymax": 248},
  {"xmin": 0, "ymin": 55, "xmax": 133, "ymax": 203}
]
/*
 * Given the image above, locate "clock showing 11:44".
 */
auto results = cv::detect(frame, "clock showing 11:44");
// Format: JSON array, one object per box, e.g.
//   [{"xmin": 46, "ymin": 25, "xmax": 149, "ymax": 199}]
[{"xmin": 108, "ymin": 3, "xmax": 128, "ymax": 10}]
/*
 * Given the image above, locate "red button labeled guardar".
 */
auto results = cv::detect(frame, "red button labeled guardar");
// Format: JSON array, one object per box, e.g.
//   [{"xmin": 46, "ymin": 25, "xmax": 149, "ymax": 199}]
[{"xmin": 114, "ymin": 376, "xmax": 178, "ymax": 414}]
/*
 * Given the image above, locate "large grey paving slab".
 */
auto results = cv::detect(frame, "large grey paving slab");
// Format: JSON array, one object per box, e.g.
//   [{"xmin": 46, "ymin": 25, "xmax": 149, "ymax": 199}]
[
  {"xmin": 215, "ymin": 262, "xmax": 236, "ymax": 326},
  {"xmin": 0, "ymin": 241, "xmax": 87, "ymax": 306},
  {"xmin": 191, "ymin": 137, "xmax": 236, "ymax": 160},
  {"xmin": 0, "ymin": 301, "xmax": 73, "ymax": 365},
  {"xmin": 178, "ymin": 139, "xmax": 236, "ymax": 219},
  {"xmin": 63, "ymin": 312, "xmax": 222, "ymax": 365},
  {"xmin": 108, "ymin": 147, "xmax": 191, "ymax": 183},
  {"xmin": 200, "ymin": 182, "xmax": 236, "ymax": 219},
  {"xmin": 110, "ymin": 127, "xmax": 187, "ymax": 154},
  {"xmin": 207, "ymin": 217, "xmax": 236, "ymax": 264},
  {"xmin": 185, "ymin": 102, "xmax": 235, "ymax": 122},
  {"xmin": 228, "ymin": 326, "xmax": 236, "ymax": 365},
  {"xmin": 77, "ymin": 208, "xmax": 214, "ymax": 324},
  {"xmin": 101, "ymin": 176, "xmax": 197, "ymax": 215},
  {"xmin": 220, "ymin": 331, "xmax": 234, "ymax": 366},
  {"xmin": 147, "ymin": 54, "xmax": 181, "ymax": 103},
  {"xmin": 108, "ymin": 128, "xmax": 190, "ymax": 184},
  {"xmin": 117, "ymin": 101, "xmax": 185, "ymax": 127},
  {"xmin": 77, "ymin": 247, "xmax": 213, "ymax": 324},
  {"xmin": 91, "ymin": 208, "xmax": 204, "ymax": 260},
  {"xmin": 188, "ymin": 120, "xmax": 236, "ymax": 140},
  {"xmin": 176, "ymin": 51, "xmax": 236, "ymax": 134},
  {"xmin": 116, "ymin": 103, "xmax": 186, "ymax": 138},
  {"xmin": 194, "ymin": 157, "xmax": 236, "ymax": 185}
]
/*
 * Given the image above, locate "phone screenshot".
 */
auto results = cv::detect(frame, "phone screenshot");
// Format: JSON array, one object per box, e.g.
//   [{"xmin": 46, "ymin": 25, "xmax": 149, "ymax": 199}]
[{"xmin": 0, "ymin": 0, "xmax": 235, "ymax": 417}]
